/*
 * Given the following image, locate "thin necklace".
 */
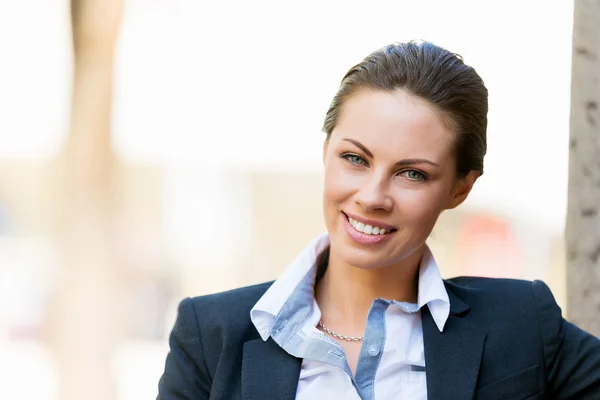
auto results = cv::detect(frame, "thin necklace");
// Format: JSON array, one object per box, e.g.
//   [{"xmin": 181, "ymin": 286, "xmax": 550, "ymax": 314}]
[{"xmin": 318, "ymin": 320, "xmax": 364, "ymax": 342}]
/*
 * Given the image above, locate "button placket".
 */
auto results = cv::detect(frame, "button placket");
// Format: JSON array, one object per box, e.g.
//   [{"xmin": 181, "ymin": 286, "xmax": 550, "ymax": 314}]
[{"xmin": 353, "ymin": 299, "xmax": 388, "ymax": 400}]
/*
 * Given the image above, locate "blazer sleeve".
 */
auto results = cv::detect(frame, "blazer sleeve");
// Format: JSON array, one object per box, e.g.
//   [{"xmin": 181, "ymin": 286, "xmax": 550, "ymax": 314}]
[
  {"xmin": 157, "ymin": 297, "xmax": 211, "ymax": 399},
  {"xmin": 533, "ymin": 280, "xmax": 600, "ymax": 398}
]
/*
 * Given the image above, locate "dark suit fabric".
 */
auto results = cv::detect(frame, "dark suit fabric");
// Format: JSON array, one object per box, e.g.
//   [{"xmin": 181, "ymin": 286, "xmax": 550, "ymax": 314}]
[{"xmin": 157, "ymin": 278, "xmax": 600, "ymax": 400}]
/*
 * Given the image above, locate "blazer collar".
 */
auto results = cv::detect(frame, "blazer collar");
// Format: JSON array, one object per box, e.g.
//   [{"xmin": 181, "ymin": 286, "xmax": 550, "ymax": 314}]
[
  {"xmin": 448, "ymin": 283, "xmax": 471, "ymax": 316},
  {"xmin": 242, "ymin": 337, "xmax": 301, "ymax": 400},
  {"xmin": 422, "ymin": 286, "xmax": 486, "ymax": 400}
]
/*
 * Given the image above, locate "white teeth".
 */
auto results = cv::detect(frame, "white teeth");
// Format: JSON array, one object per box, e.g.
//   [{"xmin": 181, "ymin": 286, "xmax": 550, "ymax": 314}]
[{"xmin": 348, "ymin": 216, "xmax": 389, "ymax": 235}]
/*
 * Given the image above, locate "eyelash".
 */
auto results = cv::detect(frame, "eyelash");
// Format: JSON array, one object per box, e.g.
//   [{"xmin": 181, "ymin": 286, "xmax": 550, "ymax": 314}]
[{"xmin": 339, "ymin": 153, "xmax": 429, "ymax": 181}]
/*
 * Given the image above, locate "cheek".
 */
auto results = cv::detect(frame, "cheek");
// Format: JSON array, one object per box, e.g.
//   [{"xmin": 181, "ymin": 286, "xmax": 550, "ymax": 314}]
[
  {"xmin": 323, "ymin": 162, "xmax": 353, "ymax": 202},
  {"xmin": 322, "ymin": 179, "xmax": 340, "ymax": 230},
  {"xmin": 395, "ymin": 186, "xmax": 448, "ymax": 223}
]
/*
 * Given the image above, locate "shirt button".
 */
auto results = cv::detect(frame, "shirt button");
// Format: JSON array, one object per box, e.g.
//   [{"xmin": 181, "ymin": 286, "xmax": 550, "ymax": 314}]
[{"xmin": 368, "ymin": 345, "xmax": 379, "ymax": 356}]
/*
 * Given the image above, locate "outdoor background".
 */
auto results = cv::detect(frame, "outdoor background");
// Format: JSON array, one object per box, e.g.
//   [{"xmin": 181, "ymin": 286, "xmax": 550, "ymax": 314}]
[{"xmin": 0, "ymin": 0, "xmax": 579, "ymax": 399}]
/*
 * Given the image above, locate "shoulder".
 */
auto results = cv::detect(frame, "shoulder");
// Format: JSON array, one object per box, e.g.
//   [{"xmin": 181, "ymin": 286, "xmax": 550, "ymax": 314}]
[
  {"xmin": 184, "ymin": 280, "xmax": 274, "ymax": 321},
  {"xmin": 445, "ymin": 276, "xmax": 556, "ymax": 301},
  {"xmin": 188, "ymin": 280, "xmax": 274, "ymax": 309},
  {"xmin": 177, "ymin": 281, "xmax": 274, "ymax": 339},
  {"xmin": 444, "ymin": 276, "xmax": 561, "ymax": 321},
  {"xmin": 446, "ymin": 275, "xmax": 537, "ymax": 290}
]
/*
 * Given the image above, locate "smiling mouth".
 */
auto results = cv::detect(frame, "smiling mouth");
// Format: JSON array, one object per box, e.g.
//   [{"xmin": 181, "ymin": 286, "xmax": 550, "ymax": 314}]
[{"xmin": 344, "ymin": 213, "xmax": 397, "ymax": 236}]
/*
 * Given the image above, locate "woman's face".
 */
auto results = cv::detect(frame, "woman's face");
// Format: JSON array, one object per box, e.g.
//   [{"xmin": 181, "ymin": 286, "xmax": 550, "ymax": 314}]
[{"xmin": 323, "ymin": 88, "xmax": 477, "ymax": 270}]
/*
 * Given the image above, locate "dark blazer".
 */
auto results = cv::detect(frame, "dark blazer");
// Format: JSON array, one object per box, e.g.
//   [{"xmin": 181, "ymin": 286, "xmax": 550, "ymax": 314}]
[{"xmin": 157, "ymin": 278, "xmax": 600, "ymax": 400}]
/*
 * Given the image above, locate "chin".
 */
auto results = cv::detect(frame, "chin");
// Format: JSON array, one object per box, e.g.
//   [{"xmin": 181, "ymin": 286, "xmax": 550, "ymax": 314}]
[{"xmin": 332, "ymin": 240, "xmax": 396, "ymax": 270}]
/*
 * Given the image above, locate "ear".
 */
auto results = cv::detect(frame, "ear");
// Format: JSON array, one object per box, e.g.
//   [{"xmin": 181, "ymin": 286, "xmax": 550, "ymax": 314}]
[{"xmin": 446, "ymin": 170, "xmax": 480, "ymax": 210}]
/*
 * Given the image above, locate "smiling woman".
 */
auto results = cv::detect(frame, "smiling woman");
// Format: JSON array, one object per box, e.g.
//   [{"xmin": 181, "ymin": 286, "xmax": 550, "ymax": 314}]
[{"xmin": 157, "ymin": 41, "xmax": 600, "ymax": 400}]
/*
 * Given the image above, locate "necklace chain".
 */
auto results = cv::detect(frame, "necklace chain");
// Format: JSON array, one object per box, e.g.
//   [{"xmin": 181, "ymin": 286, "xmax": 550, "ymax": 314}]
[{"xmin": 318, "ymin": 320, "xmax": 364, "ymax": 342}]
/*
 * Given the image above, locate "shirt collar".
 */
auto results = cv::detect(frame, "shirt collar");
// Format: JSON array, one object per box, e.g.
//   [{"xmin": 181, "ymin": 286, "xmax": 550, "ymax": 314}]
[
  {"xmin": 418, "ymin": 245, "xmax": 451, "ymax": 331},
  {"xmin": 250, "ymin": 233, "xmax": 450, "ymax": 341}
]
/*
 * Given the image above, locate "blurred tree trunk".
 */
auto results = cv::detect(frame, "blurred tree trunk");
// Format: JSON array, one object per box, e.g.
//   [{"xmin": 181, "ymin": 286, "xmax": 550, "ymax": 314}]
[
  {"xmin": 49, "ymin": 0, "xmax": 125, "ymax": 399},
  {"xmin": 567, "ymin": 0, "xmax": 600, "ymax": 337}
]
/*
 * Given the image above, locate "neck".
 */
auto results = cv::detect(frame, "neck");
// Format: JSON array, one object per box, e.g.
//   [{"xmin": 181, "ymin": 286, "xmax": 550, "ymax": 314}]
[{"xmin": 314, "ymin": 245, "xmax": 424, "ymax": 330}]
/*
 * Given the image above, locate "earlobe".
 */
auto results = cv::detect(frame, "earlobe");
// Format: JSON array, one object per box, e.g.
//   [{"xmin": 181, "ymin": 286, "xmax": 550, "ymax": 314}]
[{"xmin": 447, "ymin": 171, "xmax": 480, "ymax": 210}]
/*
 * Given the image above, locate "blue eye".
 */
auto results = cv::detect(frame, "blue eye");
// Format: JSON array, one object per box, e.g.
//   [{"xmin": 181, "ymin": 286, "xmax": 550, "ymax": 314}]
[
  {"xmin": 403, "ymin": 170, "xmax": 427, "ymax": 181},
  {"xmin": 341, "ymin": 153, "xmax": 368, "ymax": 166}
]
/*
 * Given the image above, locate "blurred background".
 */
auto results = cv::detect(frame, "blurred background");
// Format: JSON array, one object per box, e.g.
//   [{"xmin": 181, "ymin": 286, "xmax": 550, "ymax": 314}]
[{"xmin": 0, "ymin": 0, "xmax": 578, "ymax": 399}]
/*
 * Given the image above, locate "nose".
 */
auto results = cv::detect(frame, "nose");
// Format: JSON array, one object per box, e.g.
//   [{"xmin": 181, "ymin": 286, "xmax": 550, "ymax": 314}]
[{"xmin": 354, "ymin": 172, "xmax": 393, "ymax": 212}]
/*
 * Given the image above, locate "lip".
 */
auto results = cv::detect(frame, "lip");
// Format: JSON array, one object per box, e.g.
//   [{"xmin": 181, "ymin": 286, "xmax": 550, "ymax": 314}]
[
  {"xmin": 342, "ymin": 212, "xmax": 395, "ymax": 245},
  {"xmin": 343, "ymin": 212, "xmax": 397, "ymax": 231}
]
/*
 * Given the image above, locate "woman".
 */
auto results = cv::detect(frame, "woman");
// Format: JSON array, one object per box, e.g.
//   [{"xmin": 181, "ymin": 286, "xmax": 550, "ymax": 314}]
[{"xmin": 157, "ymin": 41, "xmax": 600, "ymax": 399}]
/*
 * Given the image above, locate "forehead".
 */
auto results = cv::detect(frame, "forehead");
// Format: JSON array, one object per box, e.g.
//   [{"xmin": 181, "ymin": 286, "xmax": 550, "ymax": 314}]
[{"xmin": 331, "ymin": 88, "xmax": 454, "ymax": 158}]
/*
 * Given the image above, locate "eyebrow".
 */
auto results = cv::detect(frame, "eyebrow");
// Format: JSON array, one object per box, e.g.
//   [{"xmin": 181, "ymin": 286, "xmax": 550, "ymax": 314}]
[{"xmin": 342, "ymin": 138, "xmax": 441, "ymax": 168}]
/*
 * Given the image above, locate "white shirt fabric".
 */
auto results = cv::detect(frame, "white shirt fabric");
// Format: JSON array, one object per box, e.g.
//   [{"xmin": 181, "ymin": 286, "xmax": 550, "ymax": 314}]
[{"xmin": 250, "ymin": 233, "xmax": 450, "ymax": 400}]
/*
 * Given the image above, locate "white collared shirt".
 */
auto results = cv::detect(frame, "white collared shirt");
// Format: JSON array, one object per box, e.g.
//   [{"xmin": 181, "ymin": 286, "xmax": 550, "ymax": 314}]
[{"xmin": 250, "ymin": 233, "xmax": 450, "ymax": 400}]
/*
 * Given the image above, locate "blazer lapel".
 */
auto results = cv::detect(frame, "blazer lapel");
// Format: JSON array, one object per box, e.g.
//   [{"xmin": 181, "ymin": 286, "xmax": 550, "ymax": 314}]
[
  {"xmin": 423, "ymin": 290, "xmax": 486, "ymax": 400},
  {"xmin": 242, "ymin": 337, "xmax": 302, "ymax": 400}
]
